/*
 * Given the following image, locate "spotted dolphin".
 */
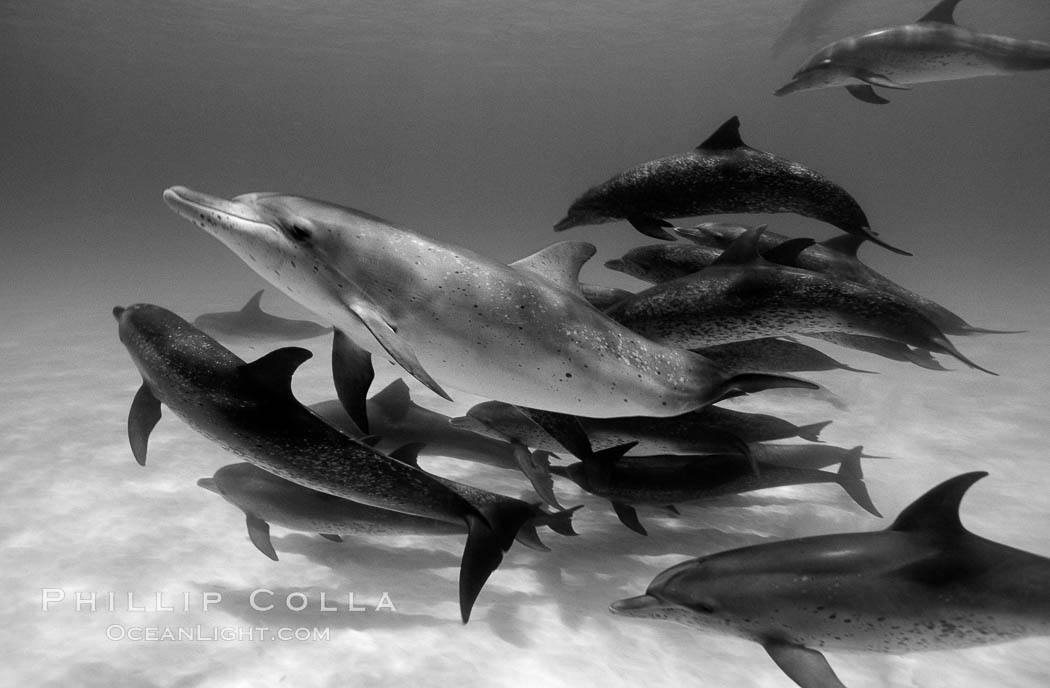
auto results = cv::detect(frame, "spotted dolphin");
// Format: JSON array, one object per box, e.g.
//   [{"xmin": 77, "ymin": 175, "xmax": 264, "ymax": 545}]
[
  {"xmin": 605, "ymin": 228, "xmax": 994, "ymax": 374},
  {"xmin": 610, "ymin": 472, "xmax": 1050, "ymax": 687},
  {"xmin": 553, "ymin": 116, "xmax": 908, "ymax": 255},
  {"xmin": 552, "ymin": 448, "xmax": 880, "ymax": 535},
  {"xmin": 163, "ymin": 186, "xmax": 814, "ymax": 419},
  {"xmin": 114, "ymin": 302, "xmax": 539, "ymax": 622},
  {"xmin": 775, "ymin": 0, "xmax": 1050, "ymax": 104},
  {"xmin": 198, "ymin": 459, "xmax": 577, "ymax": 560},
  {"xmin": 193, "ymin": 289, "xmax": 332, "ymax": 342}
]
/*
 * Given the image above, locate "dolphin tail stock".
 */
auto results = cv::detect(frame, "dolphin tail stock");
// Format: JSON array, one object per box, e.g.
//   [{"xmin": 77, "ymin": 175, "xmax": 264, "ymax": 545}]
[
  {"xmin": 956, "ymin": 325, "xmax": 1027, "ymax": 336},
  {"xmin": 459, "ymin": 499, "xmax": 541, "ymax": 623},
  {"xmin": 128, "ymin": 382, "xmax": 162, "ymax": 466},
  {"xmin": 928, "ymin": 336, "xmax": 997, "ymax": 376},
  {"xmin": 795, "ymin": 420, "xmax": 831, "ymax": 443},
  {"xmin": 538, "ymin": 503, "xmax": 585, "ymax": 537},
  {"xmin": 835, "ymin": 448, "xmax": 882, "ymax": 518}
]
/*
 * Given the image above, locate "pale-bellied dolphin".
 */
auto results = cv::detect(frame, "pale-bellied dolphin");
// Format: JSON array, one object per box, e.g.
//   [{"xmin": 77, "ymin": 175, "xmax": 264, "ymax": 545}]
[
  {"xmin": 605, "ymin": 228, "xmax": 994, "ymax": 374},
  {"xmin": 193, "ymin": 289, "xmax": 332, "ymax": 342},
  {"xmin": 552, "ymin": 448, "xmax": 880, "ymax": 535},
  {"xmin": 611, "ymin": 472, "xmax": 1050, "ymax": 687},
  {"xmin": 750, "ymin": 444, "xmax": 888, "ymax": 471},
  {"xmin": 675, "ymin": 224, "xmax": 1021, "ymax": 336},
  {"xmin": 553, "ymin": 116, "xmax": 908, "ymax": 255},
  {"xmin": 114, "ymin": 303, "xmax": 538, "ymax": 622},
  {"xmin": 198, "ymin": 459, "xmax": 578, "ymax": 561},
  {"xmin": 163, "ymin": 186, "xmax": 815, "ymax": 418},
  {"xmin": 775, "ymin": 0, "xmax": 1050, "ymax": 104}
]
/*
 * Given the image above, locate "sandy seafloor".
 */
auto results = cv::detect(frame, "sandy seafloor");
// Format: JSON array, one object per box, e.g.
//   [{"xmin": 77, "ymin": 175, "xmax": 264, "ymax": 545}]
[
  {"xmin": 3, "ymin": 0, "xmax": 1050, "ymax": 686},
  {"xmin": 5, "ymin": 287, "xmax": 1050, "ymax": 688}
]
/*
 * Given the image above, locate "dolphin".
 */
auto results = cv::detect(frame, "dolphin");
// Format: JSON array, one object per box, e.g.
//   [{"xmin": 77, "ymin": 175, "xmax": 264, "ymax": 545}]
[
  {"xmin": 198, "ymin": 456, "xmax": 578, "ymax": 561},
  {"xmin": 193, "ymin": 290, "xmax": 332, "ymax": 342},
  {"xmin": 605, "ymin": 228, "xmax": 994, "ymax": 374},
  {"xmin": 553, "ymin": 116, "xmax": 908, "ymax": 255},
  {"xmin": 750, "ymin": 444, "xmax": 888, "ymax": 471},
  {"xmin": 114, "ymin": 302, "xmax": 541, "ymax": 623},
  {"xmin": 604, "ymin": 243, "xmax": 726, "ymax": 284},
  {"xmin": 775, "ymin": 0, "xmax": 1050, "ymax": 104},
  {"xmin": 162, "ymin": 186, "xmax": 815, "ymax": 419},
  {"xmin": 675, "ymin": 224, "xmax": 1021, "ymax": 337},
  {"xmin": 552, "ymin": 447, "xmax": 880, "ymax": 535},
  {"xmin": 771, "ymin": 0, "xmax": 859, "ymax": 57},
  {"xmin": 611, "ymin": 472, "xmax": 1050, "ymax": 687}
]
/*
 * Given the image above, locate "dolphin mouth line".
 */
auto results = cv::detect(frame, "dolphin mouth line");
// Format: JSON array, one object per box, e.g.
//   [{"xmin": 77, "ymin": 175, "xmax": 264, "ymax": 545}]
[{"xmin": 163, "ymin": 186, "xmax": 272, "ymax": 227}]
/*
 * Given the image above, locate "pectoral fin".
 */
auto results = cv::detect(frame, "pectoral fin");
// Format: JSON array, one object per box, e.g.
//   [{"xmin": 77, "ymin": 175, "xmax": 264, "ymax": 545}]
[
  {"xmin": 763, "ymin": 641, "xmax": 847, "ymax": 688},
  {"xmin": 845, "ymin": 85, "xmax": 891, "ymax": 105},
  {"xmin": 319, "ymin": 533, "xmax": 343, "ymax": 542},
  {"xmin": 612, "ymin": 501, "xmax": 647, "ymax": 536},
  {"xmin": 246, "ymin": 514, "xmax": 278, "ymax": 561},
  {"xmin": 331, "ymin": 329, "xmax": 374, "ymax": 434},
  {"xmin": 128, "ymin": 383, "xmax": 162, "ymax": 466},
  {"xmin": 627, "ymin": 215, "xmax": 676, "ymax": 241},
  {"xmin": 345, "ymin": 299, "xmax": 452, "ymax": 402}
]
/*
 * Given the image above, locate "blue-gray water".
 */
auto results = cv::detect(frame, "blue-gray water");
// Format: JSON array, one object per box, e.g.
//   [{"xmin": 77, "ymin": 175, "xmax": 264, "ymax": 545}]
[{"xmin": 3, "ymin": 1, "xmax": 1050, "ymax": 686}]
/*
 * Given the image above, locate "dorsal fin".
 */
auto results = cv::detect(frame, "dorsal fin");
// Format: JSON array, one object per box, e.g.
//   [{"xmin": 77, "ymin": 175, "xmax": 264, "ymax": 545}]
[
  {"xmin": 888, "ymin": 471, "xmax": 987, "ymax": 534},
  {"xmin": 712, "ymin": 226, "xmax": 768, "ymax": 266},
  {"xmin": 368, "ymin": 379, "xmax": 414, "ymax": 422},
  {"xmin": 509, "ymin": 241, "xmax": 596, "ymax": 297},
  {"xmin": 762, "ymin": 237, "xmax": 816, "ymax": 266},
  {"xmin": 389, "ymin": 442, "xmax": 426, "ymax": 467},
  {"xmin": 239, "ymin": 347, "xmax": 313, "ymax": 397},
  {"xmin": 242, "ymin": 290, "xmax": 265, "ymax": 312},
  {"xmin": 819, "ymin": 234, "xmax": 864, "ymax": 258},
  {"xmin": 697, "ymin": 116, "xmax": 745, "ymax": 151},
  {"xmin": 918, "ymin": 0, "xmax": 962, "ymax": 24}
]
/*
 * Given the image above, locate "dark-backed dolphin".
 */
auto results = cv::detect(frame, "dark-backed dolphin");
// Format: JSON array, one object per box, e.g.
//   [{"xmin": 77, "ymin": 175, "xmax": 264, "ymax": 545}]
[
  {"xmin": 675, "ymin": 224, "xmax": 1021, "ymax": 336},
  {"xmin": 605, "ymin": 228, "xmax": 993, "ymax": 374},
  {"xmin": 553, "ymin": 116, "xmax": 908, "ymax": 255},
  {"xmin": 552, "ymin": 448, "xmax": 880, "ymax": 535},
  {"xmin": 199, "ymin": 459, "xmax": 577, "ymax": 561},
  {"xmin": 775, "ymin": 0, "xmax": 1050, "ymax": 104},
  {"xmin": 611, "ymin": 472, "xmax": 1050, "ymax": 687},
  {"xmin": 162, "ymin": 186, "xmax": 814, "ymax": 418},
  {"xmin": 193, "ymin": 290, "xmax": 332, "ymax": 342},
  {"xmin": 114, "ymin": 302, "xmax": 540, "ymax": 622}
]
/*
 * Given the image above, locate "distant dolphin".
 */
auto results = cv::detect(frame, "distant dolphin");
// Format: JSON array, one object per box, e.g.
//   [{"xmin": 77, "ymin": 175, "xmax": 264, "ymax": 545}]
[
  {"xmin": 605, "ymin": 228, "xmax": 994, "ymax": 374},
  {"xmin": 675, "ymin": 224, "xmax": 1021, "ymax": 336},
  {"xmin": 114, "ymin": 303, "xmax": 540, "ymax": 623},
  {"xmin": 162, "ymin": 186, "xmax": 814, "ymax": 418},
  {"xmin": 553, "ymin": 116, "xmax": 908, "ymax": 255},
  {"xmin": 199, "ymin": 459, "xmax": 577, "ymax": 561},
  {"xmin": 775, "ymin": 0, "xmax": 1050, "ymax": 104},
  {"xmin": 771, "ymin": 0, "xmax": 859, "ymax": 57},
  {"xmin": 193, "ymin": 290, "xmax": 332, "ymax": 342},
  {"xmin": 611, "ymin": 472, "xmax": 1050, "ymax": 687},
  {"xmin": 552, "ymin": 447, "xmax": 880, "ymax": 535}
]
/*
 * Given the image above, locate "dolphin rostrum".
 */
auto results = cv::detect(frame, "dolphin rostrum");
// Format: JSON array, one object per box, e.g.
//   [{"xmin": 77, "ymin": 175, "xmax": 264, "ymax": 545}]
[
  {"xmin": 775, "ymin": 0, "xmax": 1050, "ymax": 104},
  {"xmin": 611, "ymin": 472, "xmax": 1050, "ymax": 687},
  {"xmin": 114, "ymin": 302, "xmax": 539, "ymax": 622},
  {"xmin": 553, "ymin": 116, "xmax": 908, "ymax": 255},
  {"xmin": 163, "ymin": 186, "xmax": 815, "ymax": 418}
]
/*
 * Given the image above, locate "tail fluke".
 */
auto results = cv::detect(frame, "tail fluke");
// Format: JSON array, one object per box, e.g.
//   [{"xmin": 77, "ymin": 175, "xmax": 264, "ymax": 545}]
[
  {"xmin": 459, "ymin": 500, "xmax": 538, "ymax": 623},
  {"xmin": 835, "ymin": 449, "xmax": 881, "ymax": 518}
]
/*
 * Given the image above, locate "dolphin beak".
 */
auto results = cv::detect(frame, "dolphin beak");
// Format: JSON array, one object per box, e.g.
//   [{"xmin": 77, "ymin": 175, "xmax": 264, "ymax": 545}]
[
  {"xmin": 162, "ymin": 186, "xmax": 272, "ymax": 230},
  {"xmin": 112, "ymin": 306, "xmax": 126, "ymax": 321},
  {"xmin": 196, "ymin": 478, "xmax": 220, "ymax": 494},
  {"xmin": 609, "ymin": 594, "xmax": 665, "ymax": 616},
  {"xmin": 553, "ymin": 215, "xmax": 578, "ymax": 232}
]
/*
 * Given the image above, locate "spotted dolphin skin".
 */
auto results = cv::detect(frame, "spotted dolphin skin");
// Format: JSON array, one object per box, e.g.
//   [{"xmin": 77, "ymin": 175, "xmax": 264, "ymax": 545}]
[
  {"xmin": 610, "ymin": 472, "xmax": 1050, "ymax": 687},
  {"xmin": 775, "ymin": 0, "xmax": 1050, "ymax": 104},
  {"xmin": 553, "ymin": 116, "xmax": 908, "ymax": 255},
  {"xmin": 162, "ymin": 186, "xmax": 814, "ymax": 418},
  {"xmin": 114, "ymin": 303, "xmax": 538, "ymax": 622},
  {"xmin": 193, "ymin": 289, "xmax": 332, "ymax": 342}
]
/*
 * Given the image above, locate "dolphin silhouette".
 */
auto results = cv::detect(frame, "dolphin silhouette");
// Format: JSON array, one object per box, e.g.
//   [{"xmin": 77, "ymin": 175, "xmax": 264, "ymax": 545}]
[
  {"xmin": 611, "ymin": 472, "xmax": 1050, "ymax": 687},
  {"xmin": 775, "ymin": 0, "xmax": 1050, "ymax": 104}
]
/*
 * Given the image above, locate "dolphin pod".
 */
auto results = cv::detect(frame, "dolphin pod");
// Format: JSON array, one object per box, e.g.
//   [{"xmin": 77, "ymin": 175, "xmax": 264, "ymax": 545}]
[
  {"xmin": 611, "ymin": 472, "xmax": 1050, "ymax": 687},
  {"xmin": 114, "ymin": 302, "xmax": 547, "ymax": 622},
  {"xmin": 554, "ymin": 116, "xmax": 909, "ymax": 255},
  {"xmin": 163, "ymin": 186, "xmax": 816, "ymax": 419},
  {"xmin": 605, "ymin": 228, "xmax": 994, "ymax": 374},
  {"xmin": 775, "ymin": 0, "xmax": 1050, "ymax": 104}
]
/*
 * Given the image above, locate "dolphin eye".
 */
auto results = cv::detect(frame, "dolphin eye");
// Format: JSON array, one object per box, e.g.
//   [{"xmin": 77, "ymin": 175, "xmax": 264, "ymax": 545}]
[{"xmin": 280, "ymin": 221, "xmax": 312, "ymax": 242}]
